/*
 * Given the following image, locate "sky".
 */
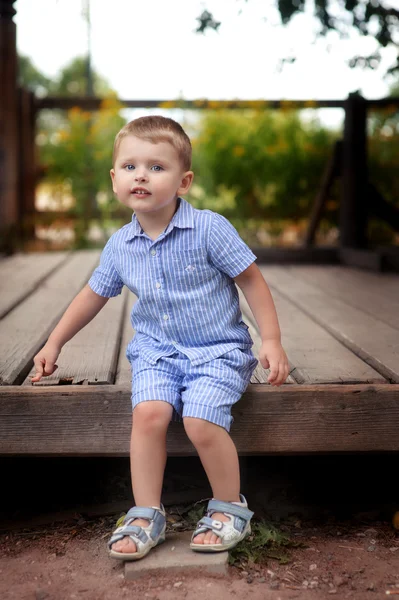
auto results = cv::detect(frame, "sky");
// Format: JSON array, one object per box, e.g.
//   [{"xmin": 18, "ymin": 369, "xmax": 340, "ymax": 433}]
[{"xmin": 15, "ymin": 0, "xmax": 399, "ymax": 129}]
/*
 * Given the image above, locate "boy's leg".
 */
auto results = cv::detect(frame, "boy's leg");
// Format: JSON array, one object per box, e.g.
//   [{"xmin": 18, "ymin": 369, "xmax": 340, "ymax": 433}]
[
  {"xmin": 184, "ymin": 417, "xmax": 241, "ymax": 545},
  {"xmin": 111, "ymin": 400, "xmax": 173, "ymax": 554},
  {"xmin": 181, "ymin": 348, "xmax": 258, "ymax": 546}
]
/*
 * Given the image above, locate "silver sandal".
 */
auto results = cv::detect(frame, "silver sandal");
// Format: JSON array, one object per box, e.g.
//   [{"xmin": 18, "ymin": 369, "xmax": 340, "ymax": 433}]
[
  {"xmin": 190, "ymin": 494, "xmax": 254, "ymax": 552},
  {"xmin": 108, "ymin": 505, "xmax": 166, "ymax": 561}
]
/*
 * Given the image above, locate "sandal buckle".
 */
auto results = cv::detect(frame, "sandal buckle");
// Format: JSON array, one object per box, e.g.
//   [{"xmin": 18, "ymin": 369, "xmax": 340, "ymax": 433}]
[{"xmin": 211, "ymin": 520, "xmax": 223, "ymax": 530}]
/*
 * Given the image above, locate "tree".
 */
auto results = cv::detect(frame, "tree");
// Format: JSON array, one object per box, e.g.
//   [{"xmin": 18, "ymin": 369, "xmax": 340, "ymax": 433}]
[
  {"xmin": 196, "ymin": 1, "xmax": 399, "ymax": 76},
  {"xmin": 18, "ymin": 55, "xmax": 126, "ymax": 247},
  {"xmin": 48, "ymin": 56, "xmax": 113, "ymax": 97},
  {"xmin": 18, "ymin": 55, "xmax": 51, "ymax": 96}
]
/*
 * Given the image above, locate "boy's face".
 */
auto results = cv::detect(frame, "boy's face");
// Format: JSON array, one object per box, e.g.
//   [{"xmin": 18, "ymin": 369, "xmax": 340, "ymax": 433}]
[{"xmin": 110, "ymin": 135, "xmax": 193, "ymax": 219}]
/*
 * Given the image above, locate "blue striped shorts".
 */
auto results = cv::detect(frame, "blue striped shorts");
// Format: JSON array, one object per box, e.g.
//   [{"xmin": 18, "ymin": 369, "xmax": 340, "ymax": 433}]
[{"xmin": 130, "ymin": 348, "xmax": 258, "ymax": 431}]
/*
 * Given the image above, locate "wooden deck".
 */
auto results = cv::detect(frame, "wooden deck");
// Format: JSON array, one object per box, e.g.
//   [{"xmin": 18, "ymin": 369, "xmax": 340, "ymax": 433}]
[{"xmin": 1, "ymin": 251, "xmax": 398, "ymax": 456}]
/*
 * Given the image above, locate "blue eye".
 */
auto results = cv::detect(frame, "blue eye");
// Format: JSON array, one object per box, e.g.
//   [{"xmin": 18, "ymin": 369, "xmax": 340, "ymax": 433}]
[
  {"xmin": 125, "ymin": 164, "xmax": 134, "ymax": 171},
  {"xmin": 151, "ymin": 165, "xmax": 163, "ymax": 172}
]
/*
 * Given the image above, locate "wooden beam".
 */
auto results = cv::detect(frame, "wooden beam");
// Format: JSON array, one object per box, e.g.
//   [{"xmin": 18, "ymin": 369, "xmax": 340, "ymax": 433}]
[
  {"xmin": 341, "ymin": 93, "xmax": 368, "ymax": 248},
  {"xmin": 18, "ymin": 87, "xmax": 36, "ymax": 240},
  {"xmin": 0, "ymin": 0, "xmax": 18, "ymax": 251},
  {"xmin": 252, "ymin": 247, "xmax": 339, "ymax": 264},
  {"xmin": 339, "ymin": 247, "xmax": 383, "ymax": 271},
  {"xmin": 304, "ymin": 140, "xmax": 342, "ymax": 247},
  {"xmin": 34, "ymin": 97, "xmax": 399, "ymax": 112},
  {"xmin": 35, "ymin": 98, "xmax": 347, "ymax": 111},
  {"xmin": 0, "ymin": 384, "xmax": 398, "ymax": 456}
]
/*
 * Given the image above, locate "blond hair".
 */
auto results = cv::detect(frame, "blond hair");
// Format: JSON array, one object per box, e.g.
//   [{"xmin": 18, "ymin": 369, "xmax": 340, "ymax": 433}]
[{"xmin": 113, "ymin": 115, "xmax": 192, "ymax": 170}]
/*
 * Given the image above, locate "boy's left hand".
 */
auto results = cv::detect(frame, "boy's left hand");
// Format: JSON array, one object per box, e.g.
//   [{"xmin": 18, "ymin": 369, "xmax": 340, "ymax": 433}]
[{"xmin": 259, "ymin": 340, "xmax": 289, "ymax": 386}]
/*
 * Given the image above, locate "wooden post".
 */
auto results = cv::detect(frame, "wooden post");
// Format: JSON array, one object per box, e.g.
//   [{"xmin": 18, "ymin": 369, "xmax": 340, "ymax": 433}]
[
  {"xmin": 304, "ymin": 140, "xmax": 342, "ymax": 247},
  {"xmin": 340, "ymin": 93, "xmax": 368, "ymax": 248},
  {"xmin": 0, "ymin": 0, "xmax": 18, "ymax": 252},
  {"xmin": 18, "ymin": 88, "xmax": 37, "ymax": 241}
]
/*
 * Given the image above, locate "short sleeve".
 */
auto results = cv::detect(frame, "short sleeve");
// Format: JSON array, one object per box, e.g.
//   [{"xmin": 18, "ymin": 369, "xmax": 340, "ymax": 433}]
[
  {"xmin": 208, "ymin": 213, "xmax": 256, "ymax": 278},
  {"xmin": 88, "ymin": 236, "xmax": 124, "ymax": 297}
]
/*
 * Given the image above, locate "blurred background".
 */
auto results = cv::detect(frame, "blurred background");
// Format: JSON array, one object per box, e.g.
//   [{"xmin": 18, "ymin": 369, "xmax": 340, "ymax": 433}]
[{"xmin": 3, "ymin": 0, "xmax": 399, "ymax": 251}]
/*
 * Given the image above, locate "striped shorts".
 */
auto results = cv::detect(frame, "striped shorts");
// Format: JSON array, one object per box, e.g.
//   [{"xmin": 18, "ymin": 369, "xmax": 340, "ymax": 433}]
[{"xmin": 129, "ymin": 348, "xmax": 258, "ymax": 431}]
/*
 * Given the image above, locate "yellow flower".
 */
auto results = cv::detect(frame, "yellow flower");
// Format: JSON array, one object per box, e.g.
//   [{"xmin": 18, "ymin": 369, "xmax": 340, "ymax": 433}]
[
  {"xmin": 280, "ymin": 100, "xmax": 296, "ymax": 111},
  {"xmin": 194, "ymin": 98, "xmax": 207, "ymax": 108},
  {"xmin": 68, "ymin": 107, "xmax": 82, "ymax": 118},
  {"xmin": 159, "ymin": 100, "xmax": 176, "ymax": 109},
  {"xmin": 233, "ymin": 146, "xmax": 245, "ymax": 157},
  {"xmin": 58, "ymin": 130, "xmax": 70, "ymax": 141}
]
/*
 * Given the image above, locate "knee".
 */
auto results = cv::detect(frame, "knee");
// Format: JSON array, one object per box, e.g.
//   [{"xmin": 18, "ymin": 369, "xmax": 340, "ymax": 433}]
[
  {"xmin": 183, "ymin": 417, "xmax": 217, "ymax": 449},
  {"xmin": 132, "ymin": 402, "xmax": 172, "ymax": 435}
]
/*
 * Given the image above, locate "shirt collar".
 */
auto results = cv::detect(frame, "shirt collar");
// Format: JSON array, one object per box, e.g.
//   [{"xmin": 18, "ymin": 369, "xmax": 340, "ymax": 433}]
[{"xmin": 126, "ymin": 197, "xmax": 194, "ymax": 240}]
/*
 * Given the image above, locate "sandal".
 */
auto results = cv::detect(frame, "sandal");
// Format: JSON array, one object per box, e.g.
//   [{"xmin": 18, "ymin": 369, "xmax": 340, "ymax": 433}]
[
  {"xmin": 108, "ymin": 505, "xmax": 166, "ymax": 561},
  {"xmin": 190, "ymin": 494, "xmax": 254, "ymax": 552}
]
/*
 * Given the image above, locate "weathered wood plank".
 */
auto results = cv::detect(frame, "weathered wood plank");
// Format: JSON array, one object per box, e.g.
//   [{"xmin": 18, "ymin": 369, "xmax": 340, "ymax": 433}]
[
  {"xmin": 287, "ymin": 265, "xmax": 399, "ymax": 331},
  {"xmin": 23, "ymin": 287, "xmax": 129, "ymax": 386},
  {"xmin": 0, "ymin": 251, "xmax": 100, "ymax": 385},
  {"xmin": 0, "ymin": 384, "xmax": 398, "ymax": 455},
  {"xmin": 0, "ymin": 252, "xmax": 68, "ymax": 319},
  {"xmin": 241, "ymin": 277, "xmax": 385, "ymax": 384},
  {"xmin": 115, "ymin": 292, "xmax": 137, "ymax": 385},
  {"xmin": 239, "ymin": 291, "xmax": 295, "ymax": 384},
  {"xmin": 261, "ymin": 266, "xmax": 399, "ymax": 383}
]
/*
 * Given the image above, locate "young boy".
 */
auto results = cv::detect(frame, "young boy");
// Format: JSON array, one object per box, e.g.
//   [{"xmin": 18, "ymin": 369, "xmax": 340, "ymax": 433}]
[{"xmin": 32, "ymin": 116, "xmax": 289, "ymax": 561}]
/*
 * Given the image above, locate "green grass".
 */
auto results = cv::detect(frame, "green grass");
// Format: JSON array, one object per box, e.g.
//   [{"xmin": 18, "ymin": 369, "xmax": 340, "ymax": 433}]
[{"xmin": 228, "ymin": 521, "xmax": 303, "ymax": 566}]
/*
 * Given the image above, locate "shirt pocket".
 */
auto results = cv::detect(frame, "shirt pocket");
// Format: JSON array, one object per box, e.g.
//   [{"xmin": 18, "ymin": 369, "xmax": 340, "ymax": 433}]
[{"xmin": 171, "ymin": 247, "xmax": 215, "ymax": 291}]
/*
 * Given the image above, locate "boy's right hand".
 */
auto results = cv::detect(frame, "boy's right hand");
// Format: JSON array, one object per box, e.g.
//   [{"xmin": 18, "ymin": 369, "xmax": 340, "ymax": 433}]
[{"xmin": 31, "ymin": 342, "xmax": 61, "ymax": 383}]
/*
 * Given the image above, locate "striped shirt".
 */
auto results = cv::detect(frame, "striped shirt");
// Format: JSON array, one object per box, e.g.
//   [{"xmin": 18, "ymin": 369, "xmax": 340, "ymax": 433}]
[{"xmin": 88, "ymin": 197, "xmax": 256, "ymax": 366}]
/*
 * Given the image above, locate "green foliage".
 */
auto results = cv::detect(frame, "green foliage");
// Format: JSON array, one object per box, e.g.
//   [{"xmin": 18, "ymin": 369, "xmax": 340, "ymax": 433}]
[
  {"xmin": 39, "ymin": 96, "xmax": 126, "ymax": 245},
  {"xmin": 18, "ymin": 55, "xmax": 128, "ymax": 248},
  {"xmin": 49, "ymin": 56, "xmax": 114, "ymax": 97},
  {"xmin": 191, "ymin": 109, "xmax": 337, "ymax": 222},
  {"xmin": 197, "ymin": 1, "xmax": 399, "ymax": 74},
  {"xmin": 18, "ymin": 55, "xmax": 51, "ymax": 95},
  {"xmin": 229, "ymin": 521, "xmax": 301, "ymax": 566}
]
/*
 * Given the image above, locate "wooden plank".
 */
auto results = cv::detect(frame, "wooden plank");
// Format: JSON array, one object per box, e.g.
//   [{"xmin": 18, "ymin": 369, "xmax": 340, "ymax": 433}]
[
  {"xmin": 0, "ymin": 251, "xmax": 100, "ymax": 385},
  {"xmin": 115, "ymin": 292, "xmax": 137, "ymax": 385},
  {"xmin": 0, "ymin": 252, "xmax": 68, "ymax": 319},
  {"xmin": 287, "ymin": 265, "xmax": 399, "ymax": 331},
  {"xmin": 241, "ymin": 282, "xmax": 384, "ymax": 384},
  {"xmin": 239, "ymin": 291, "xmax": 295, "ymax": 384},
  {"xmin": 261, "ymin": 266, "xmax": 399, "ymax": 382},
  {"xmin": 0, "ymin": 384, "xmax": 398, "ymax": 455},
  {"xmin": 23, "ymin": 287, "xmax": 129, "ymax": 386}
]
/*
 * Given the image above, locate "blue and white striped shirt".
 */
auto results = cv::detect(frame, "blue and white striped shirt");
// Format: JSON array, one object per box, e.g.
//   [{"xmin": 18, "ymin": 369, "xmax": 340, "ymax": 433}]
[{"xmin": 88, "ymin": 197, "xmax": 256, "ymax": 366}]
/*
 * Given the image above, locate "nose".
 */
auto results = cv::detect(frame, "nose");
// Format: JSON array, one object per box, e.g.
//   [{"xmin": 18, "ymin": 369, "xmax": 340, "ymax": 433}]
[{"xmin": 134, "ymin": 170, "xmax": 147, "ymax": 182}]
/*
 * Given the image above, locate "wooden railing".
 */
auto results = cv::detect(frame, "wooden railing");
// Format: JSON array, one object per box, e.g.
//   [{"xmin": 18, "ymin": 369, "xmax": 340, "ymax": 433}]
[{"xmin": 2, "ymin": 91, "xmax": 399, "ymax": 264}]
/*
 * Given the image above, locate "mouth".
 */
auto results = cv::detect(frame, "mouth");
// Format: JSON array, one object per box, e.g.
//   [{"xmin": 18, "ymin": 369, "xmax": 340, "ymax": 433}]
[{"xmin": 131, "ymin": 187, "xmax": 151, "ymax": 196}]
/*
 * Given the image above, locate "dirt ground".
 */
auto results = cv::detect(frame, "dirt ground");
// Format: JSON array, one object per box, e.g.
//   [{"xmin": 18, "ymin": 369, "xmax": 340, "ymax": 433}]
[
  {"xmin": 1, "ymin": 455, "xmax": 398, "ymax": 600},
  {"xmin": 0, "ymin": 514, "xmax": 398, "ymax": 600}
]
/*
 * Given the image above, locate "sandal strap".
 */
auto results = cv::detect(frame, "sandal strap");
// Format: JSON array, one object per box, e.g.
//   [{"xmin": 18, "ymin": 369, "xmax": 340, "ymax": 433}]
[
  {"xmin": 125, "ymin": 506, "xmax": 161, "ymax": 521},
  {"xmin": 109, "ymin": 505, "xmax": 166, "ymax": 549},
  {"xmin": 193, "ymin": 516, "xmax": 226, "ymax": 537},
  {"xmin": 207, "ymin": 499, "xmax": 254, "ymax": 521},
  {"xmin": 109, "ymin": 525, "xmax": 149, "ymax": 548}
]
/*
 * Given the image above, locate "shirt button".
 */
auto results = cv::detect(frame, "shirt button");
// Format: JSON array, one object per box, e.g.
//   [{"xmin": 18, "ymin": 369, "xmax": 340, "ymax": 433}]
[
  {"xmin": 150, "ymin": 249, "xmax": 157, "ymax": 256},
  {"xmin": 155, "ymin": 282, "xmax": 161, "ymax": 289},
  {"xmin": 163, "ymin": 314, "xmax": 169, "ymax": 321}
]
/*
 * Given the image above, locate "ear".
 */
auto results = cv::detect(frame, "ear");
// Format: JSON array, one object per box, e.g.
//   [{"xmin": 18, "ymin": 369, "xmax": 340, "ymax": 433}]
[
  {"xmin": 177, "ymin": 171, "xmax": 194, "ymax": 196},
  {"xmin": 110, "ymin": 168, "xmax": 117, "ymax": 193}
]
